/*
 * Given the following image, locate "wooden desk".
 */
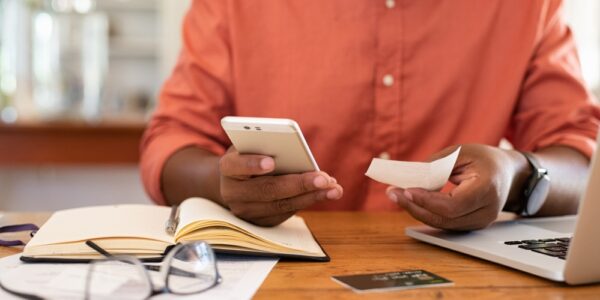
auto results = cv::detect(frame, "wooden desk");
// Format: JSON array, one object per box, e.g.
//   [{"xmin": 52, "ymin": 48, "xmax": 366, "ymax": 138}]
[{"xmin": 1, "ymin": 211, "xmax": 599, "ymax": 299}]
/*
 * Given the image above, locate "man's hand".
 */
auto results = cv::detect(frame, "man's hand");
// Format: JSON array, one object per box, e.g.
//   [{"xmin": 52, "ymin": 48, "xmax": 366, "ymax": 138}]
[
  {"xmin": 220, "ymin": 148, "xmax": 343, "ymax": 226},
  {"xmin": 386, "ymin": 144, "xmax": 529, "ymax": 231}
]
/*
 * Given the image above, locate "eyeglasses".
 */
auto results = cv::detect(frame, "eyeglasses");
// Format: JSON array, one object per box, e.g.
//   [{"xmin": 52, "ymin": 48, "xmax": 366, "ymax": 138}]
[
  {"xmin": 86, "ymin": 240, "xmax": 221, "ymax": 299},
  {"xmin": 0, "ymin": 241, "xmax": 221, "ymax": 300}
]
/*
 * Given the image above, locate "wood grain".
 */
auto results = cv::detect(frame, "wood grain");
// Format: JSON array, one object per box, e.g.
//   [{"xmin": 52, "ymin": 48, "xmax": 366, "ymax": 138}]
[{"xmin": 1, "ymin": 211, "xmax": 599, "ymax": 299}]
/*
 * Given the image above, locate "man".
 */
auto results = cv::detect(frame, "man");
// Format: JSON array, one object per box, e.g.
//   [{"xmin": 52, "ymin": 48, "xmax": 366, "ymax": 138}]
[{"xmin": 141, "ymin": 0, "xmax": 600, "ymax": 230}]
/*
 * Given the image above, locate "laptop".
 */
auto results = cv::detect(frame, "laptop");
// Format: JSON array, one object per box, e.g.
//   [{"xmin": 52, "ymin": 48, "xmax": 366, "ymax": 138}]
[{"xmin": 406, "ymin": 136, "xmax": 600, "ymax": 285}]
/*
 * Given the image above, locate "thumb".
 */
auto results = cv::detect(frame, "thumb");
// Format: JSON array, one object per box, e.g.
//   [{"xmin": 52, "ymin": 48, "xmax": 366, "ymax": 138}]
[
  {"xmin": 405, "ymin": 174, "xmax": 484, "ymax": 218},
  {"xmin": 427, "ymin": 145, "xmax": 461, "ymax": 162}
]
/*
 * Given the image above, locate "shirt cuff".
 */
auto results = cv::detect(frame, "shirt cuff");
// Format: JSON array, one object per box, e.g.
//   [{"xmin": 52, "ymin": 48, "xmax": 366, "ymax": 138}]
[{"xmin": 533, "ymin": 133, "xmax": 597, "ymax": 160}]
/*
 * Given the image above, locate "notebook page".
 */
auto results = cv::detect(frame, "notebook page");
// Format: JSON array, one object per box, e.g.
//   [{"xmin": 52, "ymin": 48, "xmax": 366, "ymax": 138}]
[
  {"xmin": 27, "ymin": 205, "xmax": 173, "ymax": 247},
  {"xmin": 178, "ymin": 198, "xmax": 324, "ymax": 255}
]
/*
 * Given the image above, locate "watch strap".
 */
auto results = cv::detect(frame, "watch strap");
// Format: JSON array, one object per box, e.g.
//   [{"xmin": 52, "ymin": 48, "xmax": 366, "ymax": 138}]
[{"xmin": 521, "ymin": 152, "xmax": 549, "ymax": 216}]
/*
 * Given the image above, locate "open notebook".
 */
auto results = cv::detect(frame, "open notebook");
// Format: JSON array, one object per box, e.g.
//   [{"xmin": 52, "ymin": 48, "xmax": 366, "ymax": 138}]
[{"xmin": 22, "ymin": 198, "xmax": 328, "ymax": 262}]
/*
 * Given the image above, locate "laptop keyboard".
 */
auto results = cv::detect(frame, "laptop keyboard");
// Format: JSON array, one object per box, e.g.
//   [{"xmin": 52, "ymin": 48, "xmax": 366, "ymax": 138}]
[{"xmin": 504, "ymin": 237, "xmax": 571, "ymax": 260}]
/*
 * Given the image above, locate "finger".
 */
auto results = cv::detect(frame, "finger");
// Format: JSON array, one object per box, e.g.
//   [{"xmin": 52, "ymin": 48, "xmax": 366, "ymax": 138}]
[
  {"xmin": 229, "ymin": 186, "xmax": 343, "ymax": 220},
  {"xmin": 266, "ymin": 186, "xmax": 342, "ymax": 216},
  {"xmin": 225, "ymin": 171, "xmax": 340, "ymax": 202},
  {"xmin": 392, "ymin": 191, "xmax": 450, "ymax": 228},
  {"xmin": 220, "ymin": 150, "xmax": 275, "ymax": 177},
  {"xmin": 412, "ymin": 176, "xmax": 486, "ymax": 218},
  {"xmin": 448, "ymin": 168, "xmax": 475, "ymax": 185},
  {"xmin": 393, "ymin": 190, "xmax": 495, "ymax": 230},
  {"xmin": 386, "ymin": 176, "xmax": 486, "ymax": 219},
  {"xmin": 427, "ymin": 145, "xmax": 461, "ymax": 162}
]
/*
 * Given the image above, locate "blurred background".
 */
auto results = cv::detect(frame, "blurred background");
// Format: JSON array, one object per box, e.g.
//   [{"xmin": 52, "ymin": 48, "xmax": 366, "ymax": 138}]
[
  {"xmin": 0, "ymin": 0, "xmax": 598, "ymax": 211},
  {"xmin": 0, "ymin": 0, "xmax": 189, "ymax": 210}
]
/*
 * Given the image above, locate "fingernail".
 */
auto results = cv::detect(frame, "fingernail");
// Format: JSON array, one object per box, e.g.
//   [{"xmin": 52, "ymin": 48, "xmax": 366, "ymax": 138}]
[
  {"xmin": 314, "ymin": 176, "xmax": 328, "ymax": 188},
  {"xmin": 326, "ymin": 188, "xmax": 341, "ymax": 199},
  {"xmin": 260, "ymin": 158, "xmax": 274, "ymax": 170},
  {"xmin": 404, "ymin": 190, "xmax": 413, "ymax": 202},
  {"xmin": 330, "ymin": 177, "xmax": 337, "ymax": 184},
  {"xmin": 387, "ymin": 191, "xmax": 398, "ymax": 203}
]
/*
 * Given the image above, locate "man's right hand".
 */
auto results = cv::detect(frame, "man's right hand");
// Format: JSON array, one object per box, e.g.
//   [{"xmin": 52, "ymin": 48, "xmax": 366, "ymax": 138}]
[{"xmin": 219, "ymin": 148, "xmax": 343, "ymax": 226}]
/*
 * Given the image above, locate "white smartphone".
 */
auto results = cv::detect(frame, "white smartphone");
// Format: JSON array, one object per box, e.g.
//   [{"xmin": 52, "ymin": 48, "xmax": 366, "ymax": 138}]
[{"xmin": 221, "ymin": 116, "xmax": 319, "ymax": 175}]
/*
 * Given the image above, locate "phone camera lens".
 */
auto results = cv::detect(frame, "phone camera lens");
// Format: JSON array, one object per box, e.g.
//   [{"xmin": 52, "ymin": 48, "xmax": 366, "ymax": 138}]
[{"xmin": 244, "ymin": 126, "xmax": 251, "ymax": 130}]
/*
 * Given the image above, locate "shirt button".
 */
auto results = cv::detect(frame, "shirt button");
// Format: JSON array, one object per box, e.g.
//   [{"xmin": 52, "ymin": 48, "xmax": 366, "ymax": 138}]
[
  {"xmin": 385, "ymin": 0, "xmax": 395, "ymax": 9},
  {"xmin": 379, "ymin": 152, "xmax": 391, "ymax": 160},
  {"xmin": 382, "ymin": 74, "xmax": 394, "ymax": 87}
]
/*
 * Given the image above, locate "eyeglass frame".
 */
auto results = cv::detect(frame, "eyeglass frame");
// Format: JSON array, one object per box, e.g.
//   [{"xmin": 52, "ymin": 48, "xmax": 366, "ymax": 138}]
[
  {"xmin": 0, "ymin": 240, "xmax": 221, "ymax": 300},
  {"xmin": 85, "ymin": 240, "xmax": 222, "ymax": 299}
]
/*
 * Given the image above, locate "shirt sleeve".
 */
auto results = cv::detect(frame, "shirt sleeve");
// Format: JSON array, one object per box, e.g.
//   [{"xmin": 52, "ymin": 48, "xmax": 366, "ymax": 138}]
[
  {"xmin": 140, "ymin": 0, "xmax": 233, "ymax": 205},
  {"xmin": 507, "ymin": 0, "xmax": 600, "ymax": 159}
]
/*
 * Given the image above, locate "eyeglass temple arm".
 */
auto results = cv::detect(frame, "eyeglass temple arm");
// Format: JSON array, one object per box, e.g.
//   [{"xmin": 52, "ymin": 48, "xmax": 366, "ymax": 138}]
[{"xmin": 85, "ymin": 240, "xmax": 201, "ymax": 279}]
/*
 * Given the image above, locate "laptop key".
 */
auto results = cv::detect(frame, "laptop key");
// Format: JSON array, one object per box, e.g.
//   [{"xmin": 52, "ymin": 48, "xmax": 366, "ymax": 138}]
[
  {"xmin": 545, "ymin": 246, "xmax": 567, "ymax": 254},
  {"xmin": 518, "ymin": 243, "xmax": 559, "ymax": 250},
  {"xmin": 532, "ymin": 249, "xmax": 564, "ymax": 257},
  {"xmin": 539, "ymin": 238, "xmax": 556, "ymax": 242},
  {"xmin": 556, "ymin": 238, "xmax": 571, "ymax": 243},
  {"xmin": 504, "ymin": 241, "xmax": 523, "ymax": 245},
  {"xmin": 521, "ymin": 240, "xmax": 544, "ymax": 244}
]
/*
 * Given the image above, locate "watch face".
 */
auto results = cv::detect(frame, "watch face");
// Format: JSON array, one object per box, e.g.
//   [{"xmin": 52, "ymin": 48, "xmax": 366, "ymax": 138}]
[{"xmin": 526, "ymin": 174, "xmax": 551, "ymax": 216}]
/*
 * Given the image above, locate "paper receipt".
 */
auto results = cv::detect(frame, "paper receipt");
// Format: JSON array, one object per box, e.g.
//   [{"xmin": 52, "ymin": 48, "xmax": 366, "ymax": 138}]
[{"xmin": 365, "ymin": 147, "xmax": 461, "ymax": 190}]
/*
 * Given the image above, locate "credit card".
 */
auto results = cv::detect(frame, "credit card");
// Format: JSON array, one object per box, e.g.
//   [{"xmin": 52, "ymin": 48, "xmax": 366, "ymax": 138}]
[{"xmin": 332, "ymin": 269, "xmax": 453, "ymax": 293}]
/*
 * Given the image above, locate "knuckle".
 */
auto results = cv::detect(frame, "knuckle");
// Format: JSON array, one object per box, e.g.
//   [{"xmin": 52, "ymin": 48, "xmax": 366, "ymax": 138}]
[
  {"xmin": 259, "ymin": 178, "xmax": 279, "ymax": 199},
  {"xmin": 311, "ymin": 190, "xmax": 327, "ymax": 202},
  {"xmin": 272, "ymin": 198, "xmax": 295, "ymax": 213},
  {"xmin": 430, "ymin": 214, "xmax": 450, "ymax": 229},
  {"xmin": 299, "ymin": 174, "xmax": 312, "ymax": 193}
]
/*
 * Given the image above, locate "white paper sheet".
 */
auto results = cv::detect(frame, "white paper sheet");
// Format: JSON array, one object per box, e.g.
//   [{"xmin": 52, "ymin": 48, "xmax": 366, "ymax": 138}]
[
  {"xmin": 365, "ymin": 147, "xmax": 461, "ymax": 190},
  {"xmin": 153, "ymin": 255, "xmax": 278, "ymax": 300},
  {"xmin": 0, "ymin": 254, "xmax": 278, "ymax": 300}
]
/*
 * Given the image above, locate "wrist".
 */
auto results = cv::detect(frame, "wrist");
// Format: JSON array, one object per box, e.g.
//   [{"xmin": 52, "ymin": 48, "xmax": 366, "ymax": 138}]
[{"xmin": 503, "ymin": 149, "xmax": 532, "ymax": 213}]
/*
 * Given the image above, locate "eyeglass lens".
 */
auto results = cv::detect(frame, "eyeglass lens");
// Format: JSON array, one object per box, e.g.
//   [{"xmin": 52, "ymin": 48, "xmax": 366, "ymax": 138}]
[
  {"xmin": 166, "ymin": 242, "xmax": 219, "ymax": 294},
  {"xmin": 86, "ymin": 242, "xmax": 219, "ymax": 299},
  {"xmin": 86, "ymin": 258, "xmax": 152, "ymax": 300}
]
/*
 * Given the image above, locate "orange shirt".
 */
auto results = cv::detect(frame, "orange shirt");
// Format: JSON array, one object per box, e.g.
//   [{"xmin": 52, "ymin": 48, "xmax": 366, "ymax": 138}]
[{"xmin": 141, "ymin": 0, "xmax": 600, "ymax": 210}]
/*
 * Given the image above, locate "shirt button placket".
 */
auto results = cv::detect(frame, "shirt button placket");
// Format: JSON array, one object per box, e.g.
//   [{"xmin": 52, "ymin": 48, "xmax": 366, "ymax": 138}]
[
  {"xmin": 374, "ymin": 0, "xmax": 402, "ymax": 166},
  {"xmin": 385, "ymin": 0, "xmax": 395, "ymax": 9}
]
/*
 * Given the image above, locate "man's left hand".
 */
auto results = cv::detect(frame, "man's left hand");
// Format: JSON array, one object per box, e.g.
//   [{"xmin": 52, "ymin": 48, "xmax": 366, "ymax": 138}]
[{"xmin": 386, "ymin": 144, "xmax": 528, "ymax": 231}]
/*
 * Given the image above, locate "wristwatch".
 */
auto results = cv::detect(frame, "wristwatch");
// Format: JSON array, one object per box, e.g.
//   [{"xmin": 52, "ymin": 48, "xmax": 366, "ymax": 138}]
[{"xmin": 519, "ymin": 152, "xmax": 551, "ymax": 216}]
